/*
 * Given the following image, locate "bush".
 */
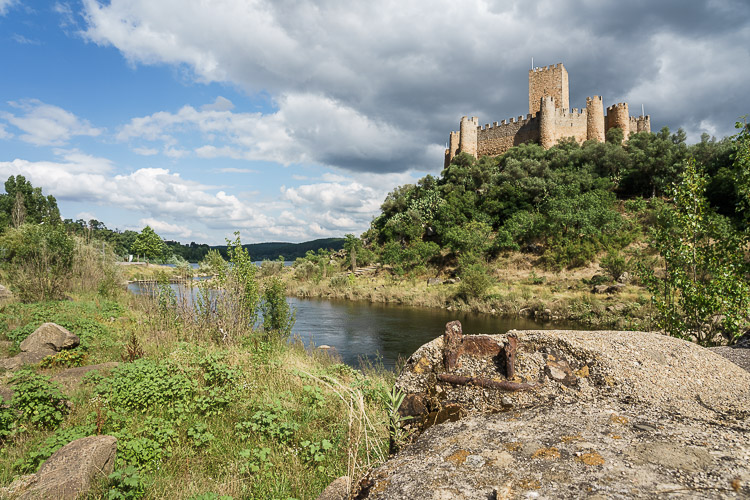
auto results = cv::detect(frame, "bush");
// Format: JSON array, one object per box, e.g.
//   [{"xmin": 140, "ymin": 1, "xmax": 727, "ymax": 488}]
[
  {"xmin": 0, "ymin": 223, "xmax": 74, "ymax": 302},
  {"xmin": 261, "ymin": 277, "xmax": 295, "ymax": 339},
  {"xmin": 457, "ymin": 262, "xmax": 494, "ymax": 300},
  {"xmin": 10, "ymin": 370, "xmax": 69, "ymax": 429},
  {"xmin": 600, "ymin": 250, "xmax": 627, "ymax": 281}
]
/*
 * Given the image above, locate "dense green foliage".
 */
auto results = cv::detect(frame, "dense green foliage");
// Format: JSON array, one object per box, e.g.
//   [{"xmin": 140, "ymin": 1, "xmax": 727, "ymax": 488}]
[
  {"xmin": 0, "ymin": 223, "xmax": 75, "ymax": 302},
  {"xmin": 130, "ymin": 226, "xmax": 167, "ymax": 262},
  {"xmin": 366, "ymin": 128, "xmax": 744, "ymax": 272},
  {"xmin": 0, "ymin": 175, "xmax": 60, "ymax": 230},
  {"xmin": 642, "ymin": 121, "xmax": 750, "ymax": 344}
]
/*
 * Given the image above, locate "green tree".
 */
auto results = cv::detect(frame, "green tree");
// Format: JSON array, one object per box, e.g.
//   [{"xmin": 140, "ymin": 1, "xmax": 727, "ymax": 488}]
[
  {"xmin": 0, "ymin": 175, "xmax": 61, "ymax": 230},
  {"xmin": 130, "ymin": 226, "xmax": 166, "ymax": 262},
  {"xmin": 343, "ymin": 234, "xmax": 361, "ymax": 271},
  {"xmin": 642, "ymin": 158, "xmax": 749, "ymax": 345}
]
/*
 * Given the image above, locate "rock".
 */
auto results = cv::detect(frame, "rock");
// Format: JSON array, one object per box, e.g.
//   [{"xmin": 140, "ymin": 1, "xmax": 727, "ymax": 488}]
[
  {"xmin": 592, "ymin": 284, "xmax": 624, "ymax": 294},
  {"xmin": 427, "ymin": 278, "xmax": 443, "ymax": 286},
  {"xmin": 1, "ymin": 323, "xmax": 80, "ymax": 372},
  {"xmin": 0, "ymin": 284, "xmax": 12, "ymax": 300},
  {"xmin": 20, "ymin": 323, "xmax": 79, "ymax": 355},
  {"xmin": 372, "ymin": 327, "xmax": 750, "ymax": 499},
  {"xmin": 3, "ymin": 435, "xmax": 117, "ymax": 500},
  {"xmin": 317, "ymin": 476, "xmax": 350, "ymax": 500},
  {"xmin": 616, "ymin": 271, "xmax": 631, "ymax": 284}
]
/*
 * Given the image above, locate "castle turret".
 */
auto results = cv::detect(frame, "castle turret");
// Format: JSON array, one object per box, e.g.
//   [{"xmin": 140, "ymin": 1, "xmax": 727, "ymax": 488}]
[
  {"xmin": 606, "ymin": 103, "xmax": 630, "ymax": 143},
  {"xmin": 459, "ymin": 116, "xmax": 479, "ymax": 158},
  {"xmin": 586, "ymin": 96, "xmax": 605, "ymax": 143},
  {"xmin": 529, "ymin": 63, "xmax": 569, "ymax": 115},
  {"xmin": 445, "ymin": 130, "xmax": 460, "ymax": 168},
  {"xmin": 539, "ymin": 96, "xmax": 556, "ymax": 149},
  {"xmin": 637, "ymin": 115, "xmax": 650, "ymax": 133}
]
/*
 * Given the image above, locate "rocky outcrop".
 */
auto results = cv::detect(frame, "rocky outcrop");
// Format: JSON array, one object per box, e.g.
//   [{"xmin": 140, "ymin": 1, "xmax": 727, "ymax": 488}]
[
  {"xmin": 356, "ymin": 326, "xmax": 750, "ymax": 499},
  {"xmin": 3, "ymin": 435, "xmax": 117, "ymax": 499},
  {"xmin": 317, "ymin": 476, "xmax": 350, "ymax": 500},
  {"xmin": 0, "ymin": 323, "xmax": 80, "ymax": 371}
]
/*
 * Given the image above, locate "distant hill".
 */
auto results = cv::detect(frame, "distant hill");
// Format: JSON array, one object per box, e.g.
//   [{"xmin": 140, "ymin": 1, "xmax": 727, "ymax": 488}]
[
  {"xmin": 165, "ymin": 237, "xmax": 346, "ymax": 262},
  {"xmin": 242, "ymin": 238, "xmax": 346, "ymax": 261}
]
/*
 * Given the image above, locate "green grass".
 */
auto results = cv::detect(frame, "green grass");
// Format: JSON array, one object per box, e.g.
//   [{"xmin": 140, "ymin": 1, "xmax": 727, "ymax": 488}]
[{"xmin": 0, "ymin": 292, "xmax": 392, "ymax": 499}]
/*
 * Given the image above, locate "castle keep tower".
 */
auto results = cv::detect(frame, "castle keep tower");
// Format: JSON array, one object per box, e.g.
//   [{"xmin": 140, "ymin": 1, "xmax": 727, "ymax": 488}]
[
  {"xmin": 444, "ymin": 63, "xmax": 651, "ymax": 166},
  {"xmin": 529, "ymin": 63, "xmax": 569, "ymax": 115}
]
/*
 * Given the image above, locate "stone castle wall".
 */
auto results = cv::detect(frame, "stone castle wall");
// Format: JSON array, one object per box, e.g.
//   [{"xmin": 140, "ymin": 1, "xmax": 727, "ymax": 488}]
[
  {"xmin": 476, "ymin": 114, "xmax": 540, "ymax": 157},
  {"xmin": 445, "ymin": 63, "xmax": 651, "ymax": 166},
  {"xmin": 529, "ymin": 64, "xmax": 569, "ymax": 115}
]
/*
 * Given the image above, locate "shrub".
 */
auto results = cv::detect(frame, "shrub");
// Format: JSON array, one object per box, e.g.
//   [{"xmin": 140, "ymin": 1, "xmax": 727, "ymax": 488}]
[
  {"xmin": 10, "ymin": 370, "xmax": 69, "ymax": 429},
  {"xmin": 600, "ymin": 250, "xmax": 627, "ymax": 281},
  {"xmin": 457, "ymin": 262, "xmax": 494, "ymax": 300},
  {"xmin": 261, "ymin": 277, "xmax": 295, "ymax": 339},
  {"xmin": 0, "ymin": 223, "xmax": 74, "ymax": 302}
]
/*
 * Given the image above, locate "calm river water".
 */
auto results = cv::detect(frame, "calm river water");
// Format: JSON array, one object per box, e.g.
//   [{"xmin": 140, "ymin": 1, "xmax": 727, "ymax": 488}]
[{"xmin": 128, "ymin": 283, "xmax": 574, "ymax": 370}]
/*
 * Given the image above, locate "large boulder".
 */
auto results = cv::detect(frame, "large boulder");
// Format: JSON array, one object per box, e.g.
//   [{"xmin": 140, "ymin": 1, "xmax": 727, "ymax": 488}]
[
  {"xmin": 1, "ymin": 323, "xmax": 80, "ymax": 371},
  {"xmin": 355, "ymin": 326, "xmax": 750, "ymax": 499},
  {"xmin": 3, "ymin": 435, "xmax": 117, "ymax": 499},
  {"xmin": 20, "ymin": 323, "xmax": 79, "ymax": 355}
]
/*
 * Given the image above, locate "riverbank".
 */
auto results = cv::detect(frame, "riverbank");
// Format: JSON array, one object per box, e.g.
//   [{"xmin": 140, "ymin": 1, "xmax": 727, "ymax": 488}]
[
  {"xmin": 0, "ymin": 287, "xmax": 392, "ymax": 498},
  {"xmin": 283, "ymin": 252, "xmax": 654, "ymax": 332}
]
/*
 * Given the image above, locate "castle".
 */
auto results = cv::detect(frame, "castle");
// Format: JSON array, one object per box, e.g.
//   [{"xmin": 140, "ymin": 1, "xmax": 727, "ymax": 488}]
[{"xmin": 444, "ymin": 63, "xmax": 650, "ymax": 167}]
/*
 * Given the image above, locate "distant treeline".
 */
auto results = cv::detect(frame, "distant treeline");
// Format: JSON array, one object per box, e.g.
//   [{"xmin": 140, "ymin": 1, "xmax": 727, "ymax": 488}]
[
  {"xmin": 165, "ymin": 238, "xmax": 346, "ymax": 262},
  {"xmin": 57, "ymin": 218, "xmax": 344, "ymax": 262}
]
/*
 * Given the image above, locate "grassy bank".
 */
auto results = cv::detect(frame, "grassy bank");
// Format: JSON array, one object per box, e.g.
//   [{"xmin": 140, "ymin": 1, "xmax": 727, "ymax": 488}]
[
  {"xmin": 0, "ymin": 290, "xmax": 392, "ymax": 499},
  {"xmin": 282, "ymin": 251, "xmax": 654, "ymax": 332}
]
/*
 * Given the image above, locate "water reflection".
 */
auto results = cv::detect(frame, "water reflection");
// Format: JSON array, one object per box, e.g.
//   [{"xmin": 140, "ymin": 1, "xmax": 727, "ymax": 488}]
[{"xmin": 128, "ymin": 283, "xmax": 577, "ymax": 370}]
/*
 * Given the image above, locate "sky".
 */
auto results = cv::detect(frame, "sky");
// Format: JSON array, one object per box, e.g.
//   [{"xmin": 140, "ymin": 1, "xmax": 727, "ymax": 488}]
[{"xmin": 0, "ymin": 0, "xmax": 748, "ymax": 245}]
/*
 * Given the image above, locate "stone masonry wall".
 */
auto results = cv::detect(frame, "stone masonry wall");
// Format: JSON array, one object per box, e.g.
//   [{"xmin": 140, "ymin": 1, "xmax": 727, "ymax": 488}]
[
  {"xmin": 552, "ymin": 107, "xmax": 588, "ymax": 144},
  {"xmin": 528, "ymin": 63, "xmax": 569, "ymax": 115},
  {"xmin": 477, "ymin": 115, "xmax": 540, "ymax": 156}
]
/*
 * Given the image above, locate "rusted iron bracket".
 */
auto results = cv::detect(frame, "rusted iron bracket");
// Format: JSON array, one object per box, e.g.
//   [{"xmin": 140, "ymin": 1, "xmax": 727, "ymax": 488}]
[
  {"xmin": 437, "ymin": 373, "xmax": 538, "ymax": 392},
  {"xmin": 505, "ymin": 335, "xmax": 518, "ymax": 379}
]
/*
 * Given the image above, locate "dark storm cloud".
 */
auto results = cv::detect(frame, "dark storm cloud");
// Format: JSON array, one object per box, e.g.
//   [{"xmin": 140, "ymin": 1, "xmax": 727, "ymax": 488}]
[{"xmin": 83, "ymin": 0, "xmax": 750, "ymax": 173}]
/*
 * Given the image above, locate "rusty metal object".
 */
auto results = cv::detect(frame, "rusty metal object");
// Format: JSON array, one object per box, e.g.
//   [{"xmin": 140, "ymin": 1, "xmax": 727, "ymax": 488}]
[
  {"xmin": 437, "ymin": 373, "xmax": 538, "ymax": 392},
  {"xmin": 505, "ymin": 335, "xmax": 518, "ymax": 379},
  {"xmin": 443, "ymin": 320, "xmax": 463, "ymax": 371},
  {"xmin": 460, "ymin": 335, "xmax": 503, "ymax": 357}
]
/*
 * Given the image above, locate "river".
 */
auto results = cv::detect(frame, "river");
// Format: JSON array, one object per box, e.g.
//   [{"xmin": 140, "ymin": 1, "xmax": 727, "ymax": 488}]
[{"xmin": 128, "ymin": 283, "xmax": 576, "ymax": 370}]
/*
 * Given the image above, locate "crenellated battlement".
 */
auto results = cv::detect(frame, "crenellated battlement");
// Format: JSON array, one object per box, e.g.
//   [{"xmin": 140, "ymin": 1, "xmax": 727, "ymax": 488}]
[
  {"xmin": 481, "ymin": 113, "xmax": 536, "ymax": 130},
  {"xmin": 446, "ymin": 62, "xmax": 652, "ymax": 167},
  {"xmin": 606, "ymin": 103, "xmax": 629, "ymax": 112},
  {"xmin": 529, "ymin": 63, "xmax": 565, "ymax": 74}
]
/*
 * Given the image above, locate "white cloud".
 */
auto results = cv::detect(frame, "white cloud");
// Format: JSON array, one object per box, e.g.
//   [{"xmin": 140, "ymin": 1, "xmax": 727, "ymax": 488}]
[
  {"xmin": 12, "ymin": 34, "xmax": 41, "ymax": 45},
  {"xmin": 133, "ymin": 146, "xmax": 159, "ymax": 156},
  {"xmin": 0, "ymin": 123, "xmax": 11, "ymax": 140},
  {"xmin": 81, "ymin": 0, "xmax": 750, "ymax": 166},
  {"xmin": 201, "ymin": 96, "xmax": 234, "ymax": 112},
  {"xmin": 117, "ymin": 93, "xmax": 438, "ymax": 172},
  {"xmin": 1, "ymin": 100, "xmax": 103, "ymax": 146},
  {"xmin": 75, "ymin": 211, "xmax": 99, "ymax": 222},
  {"xmin": 0, "ymin": 0, "xmax": 15, "ymax": 16},
  {"xmin": 139, "ymin": 218, "xmax": 194, "ymax": 238}
]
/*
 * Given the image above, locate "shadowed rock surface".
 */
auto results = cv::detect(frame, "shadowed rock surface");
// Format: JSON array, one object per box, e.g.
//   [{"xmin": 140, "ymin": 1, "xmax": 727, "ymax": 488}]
[
  {"xmin": 356, "ymin": 329, "xmax": 750, "ymax": 499},
  {"xmin": 2, "ymin": 435, "xmax": 117, "ymax": 499}
]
